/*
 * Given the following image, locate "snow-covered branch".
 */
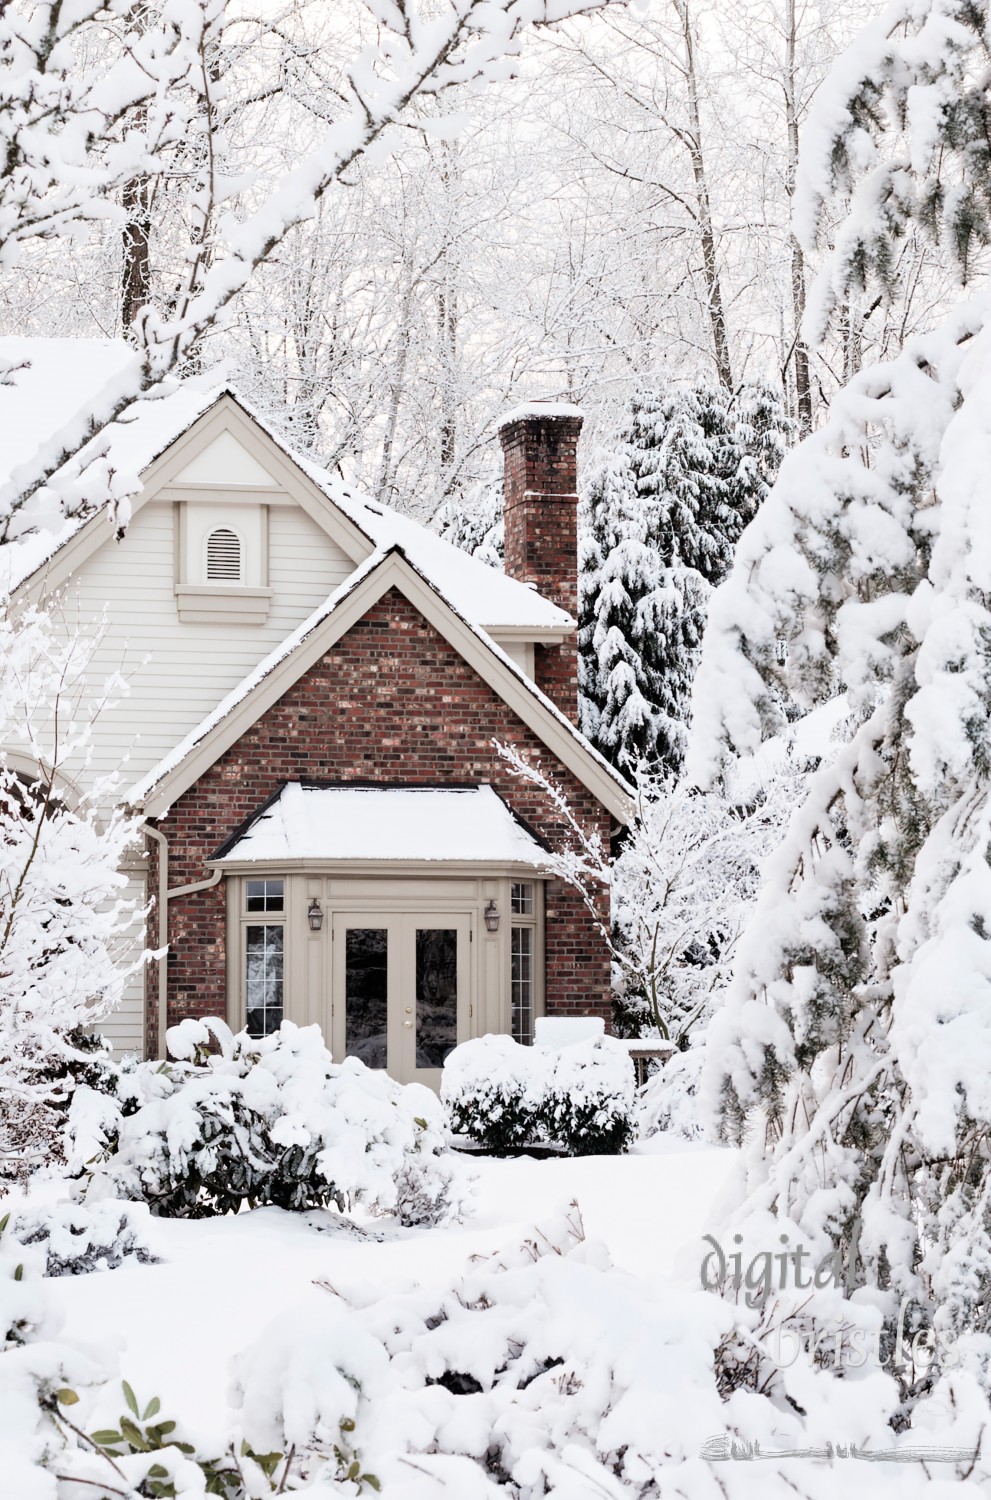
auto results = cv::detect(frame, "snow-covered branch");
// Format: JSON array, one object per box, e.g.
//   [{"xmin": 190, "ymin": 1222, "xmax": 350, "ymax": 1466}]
[{"xmin": 0, "ymin": 0, "xmax": 617, "ymax": 541}]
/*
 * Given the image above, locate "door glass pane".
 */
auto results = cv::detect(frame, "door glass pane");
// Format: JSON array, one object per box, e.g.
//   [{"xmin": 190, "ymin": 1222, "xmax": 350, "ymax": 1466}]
[
  {"xmin": 345, "ymin": 928, "xmax": 388, "ymax": 1067},
  {"xmin": 245, "ymin": 924, "xmax": 284, "ymax": 1037},
  {"xmin": 416, "ymin": 928, "xmax": 457, "ymax": 1068}
]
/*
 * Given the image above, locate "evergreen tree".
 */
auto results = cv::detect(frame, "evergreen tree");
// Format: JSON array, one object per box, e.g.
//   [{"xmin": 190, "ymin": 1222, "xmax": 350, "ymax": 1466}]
[
  {"xmin": 434, "ymin": 479, "xmax": 504, "ymax": 568},
  {"xmin": 578, "ymin": 448, "xmax": 707, "ymax": 774},
  {"xmin": 688, "ymin": 0, "xmax": 991, "ymax": 1392},
  {"xmin": 580, "ymin": 380, "xmax": 791, "ymax": 776}
]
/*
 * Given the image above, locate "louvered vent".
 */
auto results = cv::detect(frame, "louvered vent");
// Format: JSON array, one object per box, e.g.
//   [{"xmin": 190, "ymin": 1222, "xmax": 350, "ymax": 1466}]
[{"xmin": 206, "ymin": 527, "xmax": 242, "ymax": 582}]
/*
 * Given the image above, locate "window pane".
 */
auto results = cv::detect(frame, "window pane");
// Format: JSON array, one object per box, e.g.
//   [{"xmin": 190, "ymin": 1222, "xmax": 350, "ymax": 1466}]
[
  {"xmin": 246, "ymin": 879, "xmax": 284, "ymax": 913},
  {"xmin": 345, "ymin": 928, "xmax": 388, "ymax": 1068},
  {"xmin": 511, "ymin": 882, "xmax": 533, "ymax": 916},
  {"xmin": 511, "ymin": 925, "xmax": 534, "ymax": 1046},
  {"xmin": 245, "ymin": 924, "xmax": 284, "ymax": 1036},
  {"xmin": 416, "ymin": 928, "xmax": 458, "ymax": 1068}
]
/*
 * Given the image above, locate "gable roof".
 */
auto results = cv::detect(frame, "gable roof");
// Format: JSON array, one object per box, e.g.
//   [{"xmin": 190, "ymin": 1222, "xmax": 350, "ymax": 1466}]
[
  {"xmin": 0, "ymin": 337, "xmax": 571, "ymax": 634},
  {"xmin": 129, "ymin": 544, "xmax": 633, "ymax": 825}
]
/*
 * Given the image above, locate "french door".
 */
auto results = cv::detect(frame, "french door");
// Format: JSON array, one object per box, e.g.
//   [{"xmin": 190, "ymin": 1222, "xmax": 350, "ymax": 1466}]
[{"xmin": 331, "ymin": 912, "xmax": 471, "ymax": 1087}]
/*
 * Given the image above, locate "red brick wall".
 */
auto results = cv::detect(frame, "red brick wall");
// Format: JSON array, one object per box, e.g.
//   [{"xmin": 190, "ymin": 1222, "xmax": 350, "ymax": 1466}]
[
  {"xmin": 149, "ymin": 587, "xmax": 612, "ymax": 1043},
  {"xmin": 500, "ymin": 411, "xmax": 582, "ymax": 723}
]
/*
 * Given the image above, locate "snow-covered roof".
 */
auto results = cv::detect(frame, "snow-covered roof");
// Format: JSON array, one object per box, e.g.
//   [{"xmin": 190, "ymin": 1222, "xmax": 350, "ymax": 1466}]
[
  {"xmin": 211, "ymin": 782, "xmax": 550, "ymax": 866},
  {"xmin": 310, "ymin": 477, "xmax": 571, "ymax": 632},
  {"xmin": 0, "ymin": 337, "xmax": 573, "ymax": 633}
]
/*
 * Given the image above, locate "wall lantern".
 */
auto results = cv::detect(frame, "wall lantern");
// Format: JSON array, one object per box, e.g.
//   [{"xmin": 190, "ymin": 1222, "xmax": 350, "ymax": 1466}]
[
  {"xmin": 307, "ymin": 898, "xmax": 324, "ymax": 932},
  {"xmin": 484, "ymin": 900, "xmax": 500, "ymax": 933}
]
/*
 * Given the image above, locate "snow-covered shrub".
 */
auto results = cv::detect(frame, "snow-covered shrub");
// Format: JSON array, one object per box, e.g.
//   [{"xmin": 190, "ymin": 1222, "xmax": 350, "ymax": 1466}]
[
  {"xmin": 542, "ymin": 1035, "xmax": 636, "ymax": 1155},
  {"xmin": 84, "ymin": 1018, "xmax": 471, "ymax": 1226},
  {"xmin": 442, "ymin": 1035, "xmax": 548, "ymax": 1151},
  {"xmin": 634, "ymin": 1046, "xmax": 705, "ymax": 1142},
  {"xmin": 10, "ymin": 1200, "xmax": 159, "ymax": 1277},
  {"xmin": 442, "ymin": 1034, "xmax": 635, "ymax": 1155},
  {"xmin": 228, "ymin": 1204, "xmax": 991, "ymax": 1497}
]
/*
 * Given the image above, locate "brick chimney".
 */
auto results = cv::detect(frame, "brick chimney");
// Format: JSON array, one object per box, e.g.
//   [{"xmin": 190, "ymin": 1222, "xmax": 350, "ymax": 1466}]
[{"xmin": 499, "ymin": 402, "xmax": 583, "ymax": 724}]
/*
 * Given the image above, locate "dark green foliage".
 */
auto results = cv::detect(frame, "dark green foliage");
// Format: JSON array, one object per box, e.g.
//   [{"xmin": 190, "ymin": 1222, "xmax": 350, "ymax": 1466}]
[
  {"xmin": 579, "ymin": 379, "xmax": 793, "ymax": 775},
  {"xmin": 446, "ymin": 1078, "xmax": 543, "ymax": 1153}
]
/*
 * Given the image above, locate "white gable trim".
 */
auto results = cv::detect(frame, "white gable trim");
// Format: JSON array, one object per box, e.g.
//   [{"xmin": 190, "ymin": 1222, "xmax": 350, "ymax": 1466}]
[
  {"xmin": 16, "ymin": 395, "xmax": 375, "ymax": 603},
  {"xmin": 134, "ymin": 547, "xmax": 632, "ymax": 825}
]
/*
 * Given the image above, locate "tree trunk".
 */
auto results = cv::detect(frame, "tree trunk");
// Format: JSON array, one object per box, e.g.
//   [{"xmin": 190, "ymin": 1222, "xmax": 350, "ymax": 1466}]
[
  {"xmin": 784, "ymin": 0, "xmax": 812, "ymax": 432},
  {"xmin": 675, "ymin": 0, "xmax": 733, "ymax": 393},
  {"xmin": 120, "ymin": 172, "xmax": 151, "ymax": 334}
]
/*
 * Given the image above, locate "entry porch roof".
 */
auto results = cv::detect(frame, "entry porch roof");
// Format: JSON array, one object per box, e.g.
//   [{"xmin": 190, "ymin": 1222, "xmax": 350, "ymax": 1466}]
[{"xmin": 210, "ymin": 782, "xmax": 551, "ymax": 868}]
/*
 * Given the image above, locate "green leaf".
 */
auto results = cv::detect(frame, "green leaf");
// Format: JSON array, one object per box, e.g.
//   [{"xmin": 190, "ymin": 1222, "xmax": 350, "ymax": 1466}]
[
  {"xmin": 122, "ymin": 1379, "xmax": 140, "ymax": 1417},
  {"xmin": 147, "ymin": 1465, "xmax": 169, "ymax": 1478},
  {"xmin": 363, "ymin": 1475, "xmax": 382, "ymax": 1492},
  {"xmin": 0, "ymin": 1212, "xmax": 9, "ymax": 1237},
  {"xmin": 119, "ymin": 1415, "xmax": 148, "ymax": 1449},
  {"xmin": 143, "ymin": 1396, "xmax": 161, "ymax": 1420},
  {"xmin": 347, "ymin": 1459, "xmax": 361, "ymax": 1480},
  {"xmin": 55, "ymin": 1388, "xmax": 79, "ymax": 1406},
  {"xmin": 414, "ymin": 1116, "xmax": 428, "ymax": 1129},
  {"xmin": 155, "ymin": 1420, "xmax": 177, "ymax": 1437},
  {"xmin": 13, "ymin": 1264, "xmax": 22, "ymax": 1281},
  {"xmin": 91, "ymin": 1431, "xmax": 124, "ymax": 1447}
]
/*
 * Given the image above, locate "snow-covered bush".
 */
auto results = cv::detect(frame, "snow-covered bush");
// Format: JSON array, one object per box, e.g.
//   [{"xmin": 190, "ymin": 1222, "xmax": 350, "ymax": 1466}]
[
  {"xmin": 634, "ymin": 1047, "xmax": 706, "ymax": 1142},
  {"xmin": 228, "ymin": 1204, "xmax": 991, "ymax": 1497},
  {"xmin": 83, "ymin": 1018, "xmax": 471, "ymax": 1227},
  {"xmin": 10, "ymin": 1201, "xmax": 159, "ymax": 1277},
  {"xmin": 442, "ymin": 1035, "xmax": 547, "ymax": 1151},
  {"xmin": 443, "ymin": 1034, "xmax": 635, "ymax": 1155},
  {"xmin": 541, "ymin": 1036, "xmax": 636, "ymax": 1155}
]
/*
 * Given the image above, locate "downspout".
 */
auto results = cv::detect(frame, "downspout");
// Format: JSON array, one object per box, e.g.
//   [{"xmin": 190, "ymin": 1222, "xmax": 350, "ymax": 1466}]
[{"xmin": 143, "ymin": 822, "xmax": 222, "ymax": 1060}]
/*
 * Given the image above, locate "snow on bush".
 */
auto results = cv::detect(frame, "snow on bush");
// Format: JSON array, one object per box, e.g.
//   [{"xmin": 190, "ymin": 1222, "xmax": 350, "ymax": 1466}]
[
  {"xmin": 229, "ymin": 1204, "xmax": 991, "ymax": 1497},
  {"xmin": 83, "ymin": 1018, "xmax": 472, "ymax": 1227},
  {"xmin": 442, "ymin": 1033, "xmax": 635, "ymax": 1155},
  {"xmin": 635, "ymin": 1047, "xmax": 706, "ymax": 1142},
  {"xmin": 10, "ymin": 1200, "xmax": 159, "ymax": 1277}
]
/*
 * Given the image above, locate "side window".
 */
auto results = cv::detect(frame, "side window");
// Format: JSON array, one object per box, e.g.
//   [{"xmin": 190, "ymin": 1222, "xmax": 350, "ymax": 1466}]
[
  {"xmin": 205, "ymin": 527, "xmax": 242, "ymax": 582},
  {"xmin": 510, "ymin": 881, "xmax": 536, "ymax": 1046},
  {"xmin": 243, "ymin": 878, "xmax": 284, "ymax": 1037}
]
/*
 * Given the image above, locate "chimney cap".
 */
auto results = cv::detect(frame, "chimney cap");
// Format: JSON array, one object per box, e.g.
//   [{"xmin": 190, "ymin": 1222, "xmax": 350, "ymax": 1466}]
[{"xmin": 498, "ymin": 399, "xmax": 584, "ymax": 433}]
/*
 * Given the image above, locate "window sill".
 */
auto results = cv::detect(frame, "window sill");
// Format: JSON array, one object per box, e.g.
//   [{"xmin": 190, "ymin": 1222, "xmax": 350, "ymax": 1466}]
[{"xmin": 175, "ymin": 584, "xmax": 272, "ymax": 625}]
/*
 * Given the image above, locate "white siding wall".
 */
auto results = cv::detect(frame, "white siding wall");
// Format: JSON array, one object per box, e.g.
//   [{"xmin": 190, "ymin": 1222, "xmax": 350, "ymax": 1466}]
[
  {"xmin": 56, "ymin": 499, "xmax": 354, "ymax": 789},
  {"xmin": 19, "ymin": 490, "xmax": 356, "ymax": 1056},
  {"xmin": 100, "ymin": 870, "xmax": 149, "ymax": 1055}
]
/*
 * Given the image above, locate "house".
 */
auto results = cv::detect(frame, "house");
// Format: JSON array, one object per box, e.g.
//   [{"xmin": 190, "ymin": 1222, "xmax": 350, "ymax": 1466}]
[{"xmin": 0, "ymin": 339, "xmax": 632, "ymax": 1087}]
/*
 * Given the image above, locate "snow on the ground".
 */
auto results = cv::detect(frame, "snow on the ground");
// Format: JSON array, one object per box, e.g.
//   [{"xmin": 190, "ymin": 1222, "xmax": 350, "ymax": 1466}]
[{"xmin": 31, "ymin": 1142, "xmax": 737, "ymax": 1443}]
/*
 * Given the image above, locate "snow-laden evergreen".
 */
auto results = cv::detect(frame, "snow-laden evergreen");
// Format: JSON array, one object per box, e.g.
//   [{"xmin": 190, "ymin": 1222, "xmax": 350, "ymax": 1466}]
[
  {"xmin": 578, "ymin": 444, "xmax": 707, "ymax": 774},
  {"xmin": 434, "ymin": 477, "xmax": 504, "ymax": 567},
  {"xmin": 579, "ymin": 381, "xmax": 791, "ymax": 775},
  {"xmin": 688, "ymin": 0, "xmax": 991, "ymax": 1395}
]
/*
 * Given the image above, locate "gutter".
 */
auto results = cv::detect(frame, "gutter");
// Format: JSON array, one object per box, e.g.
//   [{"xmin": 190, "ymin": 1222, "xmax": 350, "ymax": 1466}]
[{"xmin": 143, "ymin": 822, "xmax": 222, "ymax": 1060}]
